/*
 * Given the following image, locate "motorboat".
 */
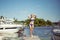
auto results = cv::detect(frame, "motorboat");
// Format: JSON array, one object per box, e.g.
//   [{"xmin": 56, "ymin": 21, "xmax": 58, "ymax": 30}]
[
  {"xmin": 0, "ymin": 24, "xmax": 23, "ymax": 33},
  {"xmin": 0, "ymin": 17, "xmax": 24, "ymax": 40},
  {"xmin": 53, "ymin": 29, "xmax": 60, "ymax": 36},
  {"xmin": 52, "ymin": 25, "xmax": 60, "ymax": 36},
  {"xmin": 51, "ymin": 26, "xmax": 60, "ymax": 40},
  {"xmin": 0, "ymin": 18, "xmax": 24, "ymax": 34}
]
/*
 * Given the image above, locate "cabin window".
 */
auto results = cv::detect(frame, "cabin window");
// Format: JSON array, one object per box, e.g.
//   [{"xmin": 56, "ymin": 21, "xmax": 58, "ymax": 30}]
[
  {"xmin": 0, "ymin": 28, "xmax": 3, "ymax": 30},
  {"xmin": 5, "ymin": 27, "xmax": 17, "ymax": 29}
]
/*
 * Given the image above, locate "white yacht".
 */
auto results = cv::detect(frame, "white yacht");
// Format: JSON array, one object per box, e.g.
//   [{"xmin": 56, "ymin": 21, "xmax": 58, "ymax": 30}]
[{"xmin": 0, "ymin": 18, "xmax": 23, "ymax": 34}]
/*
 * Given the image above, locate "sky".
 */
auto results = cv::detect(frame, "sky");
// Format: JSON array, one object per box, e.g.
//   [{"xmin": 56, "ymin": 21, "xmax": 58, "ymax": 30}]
[{"xmin": 0, "ymin": 0, "xmax": 60, "ymax": 22}]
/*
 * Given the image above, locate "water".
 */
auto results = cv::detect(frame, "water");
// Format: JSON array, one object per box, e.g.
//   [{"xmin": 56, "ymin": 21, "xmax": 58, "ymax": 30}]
[{"xmin": 24, "ymin": 26, "xmax": 53, "ymax": 40}]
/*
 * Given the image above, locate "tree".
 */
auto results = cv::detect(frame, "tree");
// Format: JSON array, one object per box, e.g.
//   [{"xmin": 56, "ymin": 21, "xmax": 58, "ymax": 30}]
[
  {"xmin": 46, "ymin": 20, "xmax": 53, "ymax": 26},
  {"xmin": 34, "ymin": 18, "xmax": 40, "ymax": 26},
  {"xmin": 25, "ymin": 19, "xmax": 30, "ymax": 26},
  {"xmin": 34, "ymin": 18, "xmax": 47, "ymax": 26},
  {"xmin": 13, "ymin": 18, "xmax": 19, "ymax": 24},
  {"xmin": 0, "ymin": 16, "xmax": 4, "ymax": 19}
]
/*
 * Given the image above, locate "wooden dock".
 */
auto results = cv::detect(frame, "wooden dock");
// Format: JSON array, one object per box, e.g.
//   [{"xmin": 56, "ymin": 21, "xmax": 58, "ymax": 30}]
[{"xmin": 23, "ymin": 36, "xmax": 41, "ymax": 40}]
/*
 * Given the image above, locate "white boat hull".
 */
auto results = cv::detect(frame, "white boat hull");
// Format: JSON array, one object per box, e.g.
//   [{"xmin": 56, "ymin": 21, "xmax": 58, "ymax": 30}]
[
  {"xmin": 0, "ymin": 24, "xmax": 23, "ymax": 33},
  {"xmin": 0, "ymin": 29, "xmax": 18, "ymax": 33}
]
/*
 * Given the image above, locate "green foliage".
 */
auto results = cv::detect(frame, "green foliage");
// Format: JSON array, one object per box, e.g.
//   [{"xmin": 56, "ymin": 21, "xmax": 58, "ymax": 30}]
[
  {"xmin": 46, "ymin": 20, "xmax": 53, "ymax": 26},
  {"xmin": 24, "ymin": 19, "xmax": 30, "ymax": 26},
  {"xmin": 34, "ymin": 18, "xmax": 47, "ymax": 26},
  {"xmin": 24, "ymin": 18, "xmax": 53, "ymax": 26},
  {"xmin": 13, "ymin": 18, "xmax": 25, "ymax": 24},
  {"xmin": 0, "ymin": 16, "xmax": 4, "ymax": 19}
]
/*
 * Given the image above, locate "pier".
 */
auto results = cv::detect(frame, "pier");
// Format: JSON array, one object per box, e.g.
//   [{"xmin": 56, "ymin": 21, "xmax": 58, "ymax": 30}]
[{"xmin": 23, "ymin": 36, "xmax": 40, "ymax": 40}]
